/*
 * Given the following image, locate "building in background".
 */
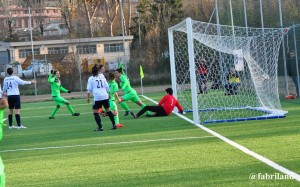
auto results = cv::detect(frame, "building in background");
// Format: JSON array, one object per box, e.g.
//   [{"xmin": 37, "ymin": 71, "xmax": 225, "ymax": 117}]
[
  {"xmin": 0, "ymin": 36, "xmax": 133, "ymax": 72},
  {"xmin": 0, "ymin": 0, "xmax": 62, "ymax": 31}
]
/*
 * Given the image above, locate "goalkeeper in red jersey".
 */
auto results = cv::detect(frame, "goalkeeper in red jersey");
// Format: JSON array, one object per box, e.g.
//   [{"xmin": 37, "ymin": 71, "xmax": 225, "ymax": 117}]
[
  {"xmin": 48, "ymin": 70, "xmax": 80, "ymax": 119},
  {"xmin": 134, "ymin": 88, "xmax": 184, "ymax": 118}
]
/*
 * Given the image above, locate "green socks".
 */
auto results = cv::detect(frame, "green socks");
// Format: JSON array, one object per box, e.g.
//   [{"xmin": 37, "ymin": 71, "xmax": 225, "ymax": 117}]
[
  {"xmin": 114, "ymin": 116, "xmax": 119, "ymax": 124},
  {"xmin": 120, "ymin": 102, "xmax": 130, "ymax": 111},
  {"xmin": 50, "ymin": 107, "xmax": 59, "ymax": 117},
  {"xmin": 66, "ymin": 104, "xmax": 75, "ymax": 115}
]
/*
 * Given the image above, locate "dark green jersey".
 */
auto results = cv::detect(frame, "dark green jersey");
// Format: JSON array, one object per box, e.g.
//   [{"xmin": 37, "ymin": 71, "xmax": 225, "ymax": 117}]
[{"xmin": 48, "ymin": 74, "xmax": 68, "ymax": 97}]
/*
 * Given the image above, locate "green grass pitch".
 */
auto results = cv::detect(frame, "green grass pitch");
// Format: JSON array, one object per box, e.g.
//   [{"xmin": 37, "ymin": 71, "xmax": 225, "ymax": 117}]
[{"xmin": 0, "ymin": 92, "xmax": 299, "ymax": 186}]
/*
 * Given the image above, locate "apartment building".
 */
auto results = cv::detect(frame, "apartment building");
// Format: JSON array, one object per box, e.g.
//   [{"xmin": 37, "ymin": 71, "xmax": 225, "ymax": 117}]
[
  {"xmin": 0, "ymin": 36, "xmax": 133, "ymax": 71},
  {"xmin": 0, "ymin": 0, "xmax": 62, "ymax": 30}
]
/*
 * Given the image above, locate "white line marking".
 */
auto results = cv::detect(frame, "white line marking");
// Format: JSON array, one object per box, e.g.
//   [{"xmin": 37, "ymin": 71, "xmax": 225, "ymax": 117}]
[
  {"xmin": 20, "ymin": 109, "xmax": 140, "ymax": 119},
  {"xmin": 142, "ymin": 95, "xmax": 300, "ymax": 182},
  {"xmin": 0, "ymin": 136, "xmax": 213, "ymax": 153}
]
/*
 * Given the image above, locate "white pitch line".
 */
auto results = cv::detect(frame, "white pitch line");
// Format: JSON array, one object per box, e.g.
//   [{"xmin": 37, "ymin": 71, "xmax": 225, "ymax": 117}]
[
  {"xmin": 20, "ymin": 109, "xmax": 140, "ymax": 119},
  {"xmin": 141, "ymin": 95, "xmax": 300, "ymax": 182},
  {"xmin": 0, "ymin": 136, "xmax": 213, "ymax": 153}
]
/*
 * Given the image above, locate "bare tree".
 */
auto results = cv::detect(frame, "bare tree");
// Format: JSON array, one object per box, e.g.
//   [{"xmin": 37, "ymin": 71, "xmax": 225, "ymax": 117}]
[
  {"xmin": 126, "ymin": 0, "xmax": 132, "ymax": 35},
  {"xmin": 81, "ymin": 0, "xmax": 104, "ymax": 37},
  {"xmin": 57, "ymin": 0, "xmax": 76, "ymax": 37},
  {"xmin": 27, "ymin": 0, "xmax": 47, "ymax": 36},
  {"xmin": 119, "ymin": 0, "xmax": 127, "ymax": 35},
  {"xmin": 0, "ymin": 0, "xmax": 17, "ymax": 40},
  {"xmin": 182, "ymin": 0, "xmax": 214, "ymax": 22},
  {"xmin": 104, "ymin": 0, "xmax": 119, "ymax": 36}
]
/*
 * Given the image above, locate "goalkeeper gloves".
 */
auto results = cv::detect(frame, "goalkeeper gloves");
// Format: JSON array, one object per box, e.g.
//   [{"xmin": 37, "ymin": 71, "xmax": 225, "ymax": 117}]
[{"xmin": 68, "ymin": 90, "xmax": 71, "ymax": 93}]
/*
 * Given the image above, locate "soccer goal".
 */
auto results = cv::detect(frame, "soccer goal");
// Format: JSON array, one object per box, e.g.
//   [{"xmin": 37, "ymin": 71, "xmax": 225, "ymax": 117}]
[{"xmin": 168, "ymin": 17, "xmax": 288, "ymax": 124}]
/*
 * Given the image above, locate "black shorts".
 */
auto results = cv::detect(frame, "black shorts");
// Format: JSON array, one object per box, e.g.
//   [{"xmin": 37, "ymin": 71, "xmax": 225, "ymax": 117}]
[
  {"xmin": 93, "ymin": 99, "xmax": 110, "ymax": 110},
  {"xmin": 8, "ymin": 95, "xmax": 21, "ymax": 109}
]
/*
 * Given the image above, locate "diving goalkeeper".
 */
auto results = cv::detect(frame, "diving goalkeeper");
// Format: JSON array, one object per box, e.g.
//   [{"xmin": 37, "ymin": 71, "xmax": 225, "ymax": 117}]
[
  {"xmin": 48, "ymin": 70, "xmax": 80, "ymax": 119},
  {"xmin": 134, "ymin": 88, "xmax": 184, "ymax": 118}
]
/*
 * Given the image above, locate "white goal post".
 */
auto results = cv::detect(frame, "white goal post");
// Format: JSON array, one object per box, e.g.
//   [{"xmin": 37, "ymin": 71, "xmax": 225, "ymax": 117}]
[{"xmin": 168, "ymin": 17, "xmax": 288, "ymax": 124}]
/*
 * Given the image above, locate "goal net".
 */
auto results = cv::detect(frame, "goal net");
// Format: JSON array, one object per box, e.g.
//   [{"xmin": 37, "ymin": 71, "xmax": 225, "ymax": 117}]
[{"xmin": 168, "ymin": 18, "xmax": 288, "ymax": 124}]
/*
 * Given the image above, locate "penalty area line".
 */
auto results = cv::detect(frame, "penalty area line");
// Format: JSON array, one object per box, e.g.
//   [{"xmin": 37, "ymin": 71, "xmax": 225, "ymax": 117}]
[
  {"xmin": 0, "ymin": 136, "xmax": 213, "ymax": 153},
  {"xmin": 141, "ymin": 95, "xmax": 300, "ymax": 182}
]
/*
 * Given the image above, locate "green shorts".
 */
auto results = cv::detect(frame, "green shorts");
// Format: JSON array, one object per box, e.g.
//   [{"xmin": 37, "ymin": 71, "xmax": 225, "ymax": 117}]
[
  {"xmin": 109, "ymin": 100, "xmax": 117, "ymax": 111},
  {"xmin": 52, "ymin": 96, "xmax": 68, "ymax": 106},
  {"xmin": 122, "ymin": 90, "xmax": 140, "ymax": 103}
]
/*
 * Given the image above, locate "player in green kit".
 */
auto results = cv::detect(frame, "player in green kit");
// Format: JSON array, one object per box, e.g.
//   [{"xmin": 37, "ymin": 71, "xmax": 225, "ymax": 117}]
[
  {"xmin": 0, "ymin": 91, "xmax": 8, "ymax": 187},
  {"xmin": 114, "ymin": 68, "xmax": 150, "ymax": 116},
  {"xmin": 48, "ymin": 70, "xmax": 80, "ymax": 119},
  {"xmin": 108, "ymin": 72, "xmax": 124, "ymax": 128}
]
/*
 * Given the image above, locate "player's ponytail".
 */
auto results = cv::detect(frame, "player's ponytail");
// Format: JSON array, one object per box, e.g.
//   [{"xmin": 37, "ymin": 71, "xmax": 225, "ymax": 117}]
[
  {"xmin": 92, "ymin": 66, "xmax": 99, "ymax": 76},
  {"xmin": 116, "ymin": 68, "xmax": 122, "ymax": 73}
]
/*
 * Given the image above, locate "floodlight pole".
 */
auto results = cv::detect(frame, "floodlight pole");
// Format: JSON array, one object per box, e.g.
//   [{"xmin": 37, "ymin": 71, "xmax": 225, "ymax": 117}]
[
  {"xmin": 77, "ymin": 52, "xmax": 83, "ymax": 98},
  {"xmin": 292, "ymin": 24, "xmax": 300, "ymax": 97},
  {"xmin": 135, "ymin": 11, "xmax": 141, "ymax": 47},
  {"xmin": 243, "ymin": 0, "xmax": 248, "ymax": 36},
  {"xmin": 119, "ymin": 0, "xmax": 127, "ymax": 75},
  {"xmin": 29, "ymin": 7, "xmax": 37, "ymax": 99},
  {"xmin": 278, "ymin": 0, "xmax": 289, "ymax": 95}
]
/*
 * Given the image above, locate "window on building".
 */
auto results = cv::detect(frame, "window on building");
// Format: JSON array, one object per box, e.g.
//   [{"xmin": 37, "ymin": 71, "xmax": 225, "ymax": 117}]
[
  {"xmin": 104, "ymin": 43, "xmax": 124, "ymax": 53},
  {"xmin": 76, "ymin": 45, "xmax": 96, "ymax": 54},
  {"xmin": 24, "ymin": 19, "xmax": 28, "ymax": 28},
  {"xmin": 18, "ymin": 19, "xmax": 22, "ymax": 27},
  {"xmin": 19, "ymin": 49, "xmax": 40, "ymax": 58},
  {"xmin": 48, "ymin": 47, "xmax": 68, "ymax": 54}
]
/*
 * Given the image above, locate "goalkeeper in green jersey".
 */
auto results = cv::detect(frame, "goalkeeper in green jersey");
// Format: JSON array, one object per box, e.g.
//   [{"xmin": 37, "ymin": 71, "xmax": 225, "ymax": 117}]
[
  {"xmin": 108, "ymin": 72, "xmax": 124, "ymax": 128},
  {"xmin": 48, "ymin": 70, "xmax": 80, "ymax": 119},
  {"xmin": 0, "ymin": 93, "xmax": 8, "ymax": 187},
  {"xmin": 114, "ymin": 68, "xmax": 150, "ymax": 116}
]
